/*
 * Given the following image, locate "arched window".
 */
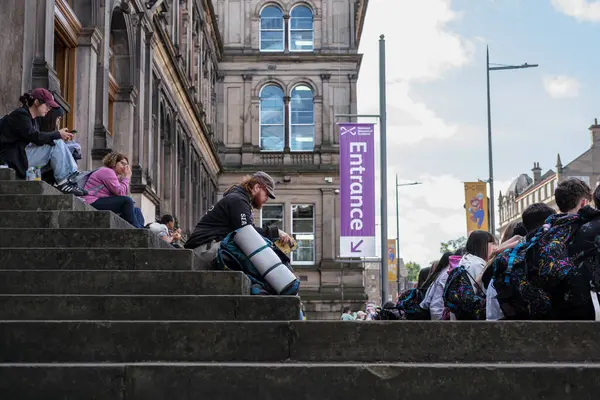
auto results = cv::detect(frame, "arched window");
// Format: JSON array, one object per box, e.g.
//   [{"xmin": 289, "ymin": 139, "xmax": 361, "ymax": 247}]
[
  {"xmin": 260, "ymin": 5, "xmax": 284, "ymax": 52},
  {"xmin": 290, "ymin": 85, "xmax": 314, "ymax": 151},
  {"xmin": 260, "ymin": 85, "xmax": 285, "ymax": 151},
  {"xmin": 289, "ymin": 5, "xmax": 314, "ymax": 51}
]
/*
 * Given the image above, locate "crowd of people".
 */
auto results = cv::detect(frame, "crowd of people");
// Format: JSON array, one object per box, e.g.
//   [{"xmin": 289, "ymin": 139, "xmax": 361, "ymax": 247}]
[
  {"xmin": 339, "ymin": 177, "xmax": 600, "ymax": 322},
  {"xmin": 411, "ymin": 177, "xmax": 599, "ymax": 321}
]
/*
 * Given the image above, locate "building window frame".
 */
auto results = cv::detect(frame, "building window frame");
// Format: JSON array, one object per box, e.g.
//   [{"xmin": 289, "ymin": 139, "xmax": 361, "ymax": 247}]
[
  {"xmin": 289, "ymin": 84, "xmax": 315, "ymax": 151},
  {"xmin": 289, "ymin": 4, "xmax": 314, "ymax": 52},
  {"xmin": 259, "ymin": 85, "xmax": 286, "ymax": 151},
  {"xmin": 54, "ymin": 0, "xmax": 81, "ymax": 129},
  {"xmin": 259, "ymin": 4, "xmax": 285, "ymax": 52},
  {"xmin": 260, "ymin": 204, "xmax": 285, "ymax": 232},
  {"xmin": 290, "ymin": 204, "xmax": 315, "ymax": 265}
]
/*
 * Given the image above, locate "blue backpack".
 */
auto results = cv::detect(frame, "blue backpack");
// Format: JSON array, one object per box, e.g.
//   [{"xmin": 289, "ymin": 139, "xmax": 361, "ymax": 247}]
[
  {"xmin": 443, "ymin": 266, "xmax": 487, "ymax": 320},
  {"xmin": 215, "ymin": 228, "xmax": 300, "ymax": 296}
]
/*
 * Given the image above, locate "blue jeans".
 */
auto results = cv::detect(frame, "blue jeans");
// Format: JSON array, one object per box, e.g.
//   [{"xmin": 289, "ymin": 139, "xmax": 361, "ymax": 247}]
[
  {"xmin": 91, "ymin": 196, "xmax": 140, "ymax": 226},
  {"xmin": 25, "ymin": 139, "xmax": 77, "ymax": 183}
]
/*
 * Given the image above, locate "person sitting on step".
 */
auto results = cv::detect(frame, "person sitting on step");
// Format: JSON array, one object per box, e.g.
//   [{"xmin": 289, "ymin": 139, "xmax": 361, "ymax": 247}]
[
  {"xmin": 38, "ymin": 106, "xmax": 82, "ymax": 167},
  {"xmin": 0, "ymin": 89, "xmax": 87, "ymax": 196},
  {"xmin": 147, "ymin": 214, "xmax": 183, "ymax": 248},
  {"xmin": 185, "ymin": 171, "xmax": 293, "ymax": 269},
  {"xmin": 81, "ymin": 152, "xmax": 143, "ymax": 227}
]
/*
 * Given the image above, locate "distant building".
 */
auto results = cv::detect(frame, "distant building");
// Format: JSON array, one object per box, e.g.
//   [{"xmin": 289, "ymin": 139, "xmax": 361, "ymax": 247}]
[
  {"xmin": 364, "ymin": 258, "xmax": 409, "ymax": 306},
  {"xmin": 215, "ymin": 0, "xmax": 369, "ymax": 319},
  {"xmin": 498, "ymin": 119, "xmax": 600, "ymax": 237}
]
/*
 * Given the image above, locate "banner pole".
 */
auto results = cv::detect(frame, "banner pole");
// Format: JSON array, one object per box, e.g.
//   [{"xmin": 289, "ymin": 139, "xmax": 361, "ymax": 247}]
[{"xmin": 379, "ymin": 34, "xmax": 388, "ymax": 304}]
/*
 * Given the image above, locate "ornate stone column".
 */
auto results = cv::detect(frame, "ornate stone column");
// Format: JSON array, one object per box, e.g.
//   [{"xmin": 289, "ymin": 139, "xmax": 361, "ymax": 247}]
[
  {"xmin": 111, "ymin": 86, "xmax": 138, "ymax": 157},
  {"xmin": 74, "ymin": 27, "xmax": 102, "ymax": 170},
  {"xmin": 242, "ymin": 74, "xmax": 253, "ymax": 146},
  {"xmin": 320, "ymin": 74, "xmax": 332, "ymax": 149}
]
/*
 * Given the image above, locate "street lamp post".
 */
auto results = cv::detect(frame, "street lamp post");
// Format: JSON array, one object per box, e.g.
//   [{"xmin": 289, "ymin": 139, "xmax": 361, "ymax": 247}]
[
  {"xmin": 395, "ymin": 174, "xmax": 422, "ymax": 295},
  {"xmin": 486, "ymin": 46, "xmax": 538, "ymax": 236}
]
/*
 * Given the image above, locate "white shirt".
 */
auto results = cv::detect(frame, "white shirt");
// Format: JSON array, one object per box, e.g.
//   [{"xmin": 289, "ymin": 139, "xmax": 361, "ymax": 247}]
[
  {"xmin": 486, "ymin": 279, "xmax": 505, "ymax": 320},
  {"xmin": 420, "ymin": 267, "xmax": 449, "ymax": 320}
]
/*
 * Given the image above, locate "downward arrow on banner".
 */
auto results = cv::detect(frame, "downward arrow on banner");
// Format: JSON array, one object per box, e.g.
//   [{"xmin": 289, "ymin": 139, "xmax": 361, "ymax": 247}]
[{"xmin": 350, "ymin": 240, "xmax": 364, "ymax": 253}]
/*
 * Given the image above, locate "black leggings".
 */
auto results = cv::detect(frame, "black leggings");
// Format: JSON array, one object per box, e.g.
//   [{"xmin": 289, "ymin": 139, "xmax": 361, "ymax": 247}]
[{"xmin": 91, "ymin": 196, "xmax": 137, "ymax": 225}]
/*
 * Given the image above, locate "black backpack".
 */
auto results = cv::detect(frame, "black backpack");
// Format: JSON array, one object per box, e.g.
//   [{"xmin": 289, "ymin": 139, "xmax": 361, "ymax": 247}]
[
  {"xmin": 443, "ymin": 266, "xmax": 487, "ymax": 320},
  {"xmin": 491, "ymin": 212, "xmax": 593, "ymax": 320},
  {"xmin": 374, "ymin": 302, "xmax": 403, "ymax": 320},
  {"xmin": 396, "ymin": 288, "xmax": 430, "ymax": 320}
]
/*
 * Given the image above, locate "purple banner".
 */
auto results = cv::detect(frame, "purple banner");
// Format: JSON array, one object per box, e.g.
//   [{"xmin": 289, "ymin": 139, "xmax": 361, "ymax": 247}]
[{"xmin": 339, "ymin": 123, "xmax": 376, "ymax": 257}]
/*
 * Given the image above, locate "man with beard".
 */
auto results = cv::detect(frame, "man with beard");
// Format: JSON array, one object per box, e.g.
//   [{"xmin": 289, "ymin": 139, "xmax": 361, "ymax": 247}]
[{"xmin": 185, "ymin": 171, "xmax": 293, "ymax": 269}]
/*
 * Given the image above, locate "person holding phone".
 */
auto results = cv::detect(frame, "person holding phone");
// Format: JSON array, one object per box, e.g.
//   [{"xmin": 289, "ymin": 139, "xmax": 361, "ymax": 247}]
[
  {"xmin": 0, "ymin": 89, "xmax": 87, "ymax": 196},
  {"xmin": 39, "ymin": 107, "xmax": 82, "ymax": 164}
]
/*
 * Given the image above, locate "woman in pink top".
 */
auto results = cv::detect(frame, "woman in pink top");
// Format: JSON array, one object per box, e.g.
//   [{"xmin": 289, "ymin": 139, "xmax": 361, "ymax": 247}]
[{"xmin": 82, "ymin": 152, "xmax": 138, "ymax": 225}]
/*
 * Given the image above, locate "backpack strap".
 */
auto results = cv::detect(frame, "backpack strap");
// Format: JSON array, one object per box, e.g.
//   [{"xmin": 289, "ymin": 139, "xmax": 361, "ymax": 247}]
[
  {"xmin": 464, "ymin": 269, "xmax": 486, "ymax": 298},
  {"xmin": 504, "ymin": 234, "xmax": 542, "ymax": 284},
  {"xmin": 591, "ymin": 240, "xmax": 600, "ymax": 321},
  {"xmin": 88, "ymin": 184, "xmax": 104, "ymax": 197}
]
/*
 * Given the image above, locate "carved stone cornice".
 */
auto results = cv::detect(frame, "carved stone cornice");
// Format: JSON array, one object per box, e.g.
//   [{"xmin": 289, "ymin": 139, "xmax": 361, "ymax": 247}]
[
  {"xmin": 320, "ymin": 73, "xmax": 331, "ymax": 81},
  {"xmin": 242, "ymin": 74, "xmax": 253, "ymax": 81},
  {"xmin": 78, "ymin": 28, "xmax": 103, "ymax": 52}
]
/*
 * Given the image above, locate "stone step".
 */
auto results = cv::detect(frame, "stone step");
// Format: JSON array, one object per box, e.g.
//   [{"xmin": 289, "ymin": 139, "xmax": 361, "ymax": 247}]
[
  {"xmin": 5, "ymin": 362, "xmax": 600, "ymax": 400},
  {"xmin": 2, "ymin": 321, "xmax": 599, "ymax": 363},
  {"xmin": 0, "ymin": 248, "xmax": 203, "ymax": 270},
  {"xmin": 0, "ymin": 228, "xmax": 169, "ymax": 248},
  {"xmin": 0, "ymin": 194, "xmax": 88, "ymax": 211},
  {"xmin": 0, "ymin": 270, "xmax": 250, "ymax": 295},
  {"xmin": 0, "ymin": 168, "xmax": 16, "ymax": 180},
  {"xmin": 0, "ymin": 180, "xmax": 62, "ymax": 195},
  {"xmin": 0, "ymin": 295, "xmax": 299, "ymax": 321},
  {"xmin": 0, "ymin": 211, "xmax": 130, "ymax": 229}
]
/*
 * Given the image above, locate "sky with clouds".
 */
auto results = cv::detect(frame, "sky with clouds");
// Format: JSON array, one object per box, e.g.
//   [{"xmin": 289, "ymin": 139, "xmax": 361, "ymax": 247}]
[{"xmin": 355, "ymin": 0, "xmax": 600, "ymax": 268}]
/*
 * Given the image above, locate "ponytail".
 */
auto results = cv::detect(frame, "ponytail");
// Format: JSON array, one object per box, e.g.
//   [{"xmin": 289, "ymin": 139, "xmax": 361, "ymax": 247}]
[{"xmin": 19, "ymin": 93, "xmax": 35, "ymax": 108}]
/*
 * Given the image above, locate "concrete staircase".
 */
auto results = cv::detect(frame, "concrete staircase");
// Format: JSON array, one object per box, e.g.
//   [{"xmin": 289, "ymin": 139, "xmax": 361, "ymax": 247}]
[{"xmin": 1, "ymin": 168, "xmax": 599, "ymax": 399}]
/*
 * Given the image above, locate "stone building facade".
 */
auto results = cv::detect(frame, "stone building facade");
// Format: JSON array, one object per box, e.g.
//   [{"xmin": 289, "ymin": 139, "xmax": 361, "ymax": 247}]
[
  {"xmin": 498, "ymin": 120, "xmax": 600, "ymax": 237},
  {"xmin": 0, "ymin": 0, "xmax": 222, "ymax": 232},
  {"xmin": 214, "ymin": 0, "xmax": 368, "ymax": 319},
  {"xmin": 0, "ymin": 0, "xmax": 368, "ymax": 319}
]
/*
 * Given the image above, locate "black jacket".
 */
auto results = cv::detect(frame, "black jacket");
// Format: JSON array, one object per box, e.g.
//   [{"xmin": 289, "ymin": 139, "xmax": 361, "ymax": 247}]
[
  {"xmin": 0, "ymin": 107, "xmax": 61, "ymax": 178},
  {"xmin": 562, "ymin": 206, "xmax": 600, "ymax": 320},
  {"xmin": 185, "ymin": 185, "xmax": 279, "ymax": 249}
]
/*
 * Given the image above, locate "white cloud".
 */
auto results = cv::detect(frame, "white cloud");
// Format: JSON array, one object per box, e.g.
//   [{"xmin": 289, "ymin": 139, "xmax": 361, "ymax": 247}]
[
  {"xmin": 359, "ymin": 0, "xmax": 477, "ymax": 268},
  {"xmin": 551, "ymin": 0, "xmax": 600, "ymax": 22},
  {"xmin": 543, "ymin": 75, "xmax": 581, "ymax": 99},
  {"xmin": 358, "ymin": 0, "xmax": 474, "ymax": 144}
]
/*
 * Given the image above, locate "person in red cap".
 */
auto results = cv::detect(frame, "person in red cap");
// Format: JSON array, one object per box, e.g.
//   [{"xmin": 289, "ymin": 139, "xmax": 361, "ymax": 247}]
[
  {"xmin": 0, "ymin": 89, "xmax": 87, "ymax": 196},
  {"xmin": 185, "ymin": 171, "xmax": 293, "ymax": 269}
]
